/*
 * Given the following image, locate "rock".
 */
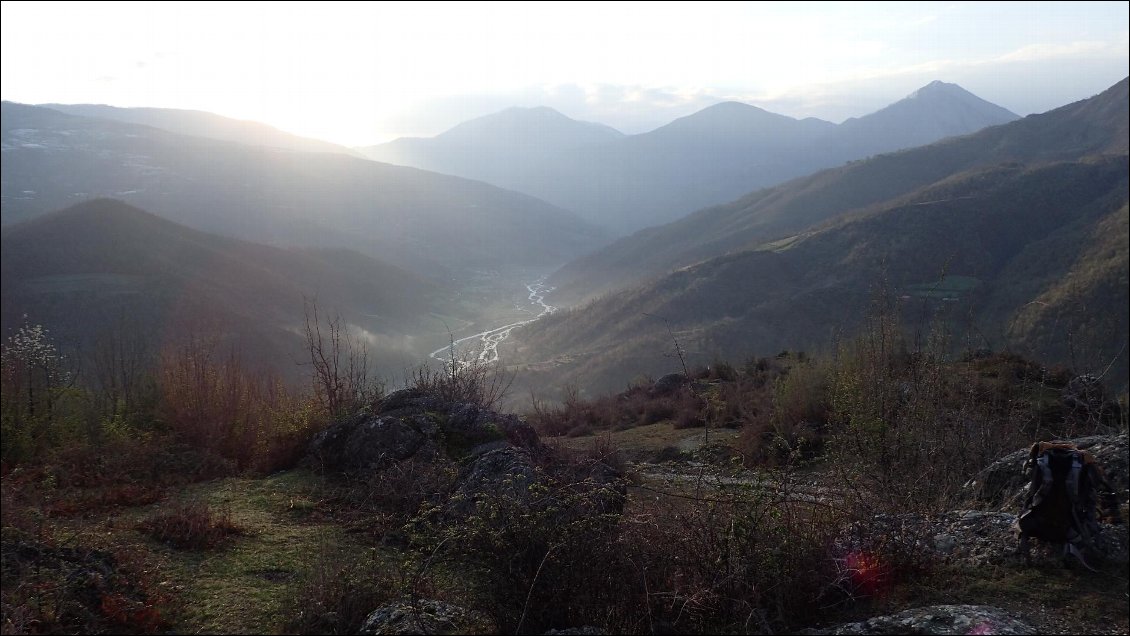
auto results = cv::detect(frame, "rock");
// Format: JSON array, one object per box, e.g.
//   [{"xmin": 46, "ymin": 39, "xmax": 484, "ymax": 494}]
[
  {"xmin": 446, "ymin": 446, "xmax": 627, "ymax": 525},
  {"xmin": 837, "ymin": 509, "xmax": 1128, "ymax": 568},
  {"xmin": 446, "ymin": 402, "xmax": 543, "ymax": 453},
  {"xmin": 448, "ymin": 447, "xmax": 543, "ymax": 517},
  {"xmin": 544, "ymin": 627, "xmax": 604, "ymax": 635},
  {"xmin": 651, "ymin": 373, "xmax": 686, "ymax": 395},
  {"xmin": 801, "ymin": 604, "xmax": 1036, "ymax": 635},
  {"xmin": 305, "ymin": 412, "xmax": 432, "ymax": 473},
  {"xmin": 377, "ymin": 388, "xmax": 441, "ymax": 414},
  {"xmin": 965, "ymin": 434, "xmax": 1128, "ymax": 511},
  {"xmin": 359, "ymin": 598, "xmax": 485, "ymax": 635},
  {"xmin": 933, "ymin": 533, "xmax": 957, "ymax": 555},
  {"xmin": 304, "ymin": 390, "xmax": 544, "ymax": 475}
]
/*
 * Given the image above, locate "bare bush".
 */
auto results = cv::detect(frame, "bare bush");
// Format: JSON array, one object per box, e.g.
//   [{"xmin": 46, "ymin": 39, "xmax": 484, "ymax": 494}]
[
  {"xmin": 303, "ymin": 298, "xmax": 382, "ymax": 419},
  {"xmin": 136, "ymin": 499, "xmax": 244, "ymax": 550},
  {"xmin": 407, "ymin": 346, "xmax": 513, "ymax": 410}
]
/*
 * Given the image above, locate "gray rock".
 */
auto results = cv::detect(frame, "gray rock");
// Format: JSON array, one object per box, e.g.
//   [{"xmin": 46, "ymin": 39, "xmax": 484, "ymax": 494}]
[
  {"xmin": 932, "ymin": 533, "xmax": 957, "ymax": 555},
  {"xmin": 360, "ymin": 598, "xmax": 484, "ymax": 635},
  {"xmin": 544, "ymin": 627, "xmax": 604, "ymax": 635},
  {"xmin": 446, "ymin": 446, "xmax": 627, "ymax": 525},
  {"xmin": 305, "ymin": 390, "xmax": 544, "ymax": 474},
  {"xmin": 306, "ymin": 413, "xmax": 429, "ymax": 473},
  {"xmin": 448, "ymin": 447, "xmax": 543, "ymax": 517},
  {"xmin": 802, "ymin": 604, "xmax": 1036, "ymax": 635},
  {"xmin": 651, "ymin": 373, "xmax": 686, "ymax": 395},
  {"xmin": 838, "ymin": 509, "xmax": 1128, "ymax": 567},
  {"xmin": 964, "ymin": 434, "xmax": 1128, "ymax": 511}
]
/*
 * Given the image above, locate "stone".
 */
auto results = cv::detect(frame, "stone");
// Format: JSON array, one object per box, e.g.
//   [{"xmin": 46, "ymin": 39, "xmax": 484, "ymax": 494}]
[
  {"xmin": 933, "ymin": 533, "xmax": 957, "ymax": 555},
  {"xmin": 360, "ymin": 598, "xmax": 484, "ymax": 635},
  {"xmin": 304, "ymin": 390, "xmax": 544, "ymax": 475},
  {"xmin": 800, "ymin": 604, "xmax": 1036, "ymax": 635},
  {"xmin": 651, "ymin": 373, "xmax": 686, "ymax": 395},
  {"xmin": 964, "ymin": 434, "xmax": 1128, "ymax": 511}
]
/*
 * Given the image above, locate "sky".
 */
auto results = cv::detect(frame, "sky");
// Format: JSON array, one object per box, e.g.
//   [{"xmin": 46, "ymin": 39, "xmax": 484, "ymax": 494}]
[{"xmin": 1, "ymin": 1, "xmax": 1127, "ymax": 146}]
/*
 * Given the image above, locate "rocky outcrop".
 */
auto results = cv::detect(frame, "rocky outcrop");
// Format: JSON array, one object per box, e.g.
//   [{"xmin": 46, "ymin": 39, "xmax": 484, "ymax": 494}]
[
  {"xmin": 964, "ymin": 434, "xmax": 1128, "ymax": 511},
  {"xmin": 359, "ymin": 598, "xmax": 486, "ymax": 635},
  {"xmin": 447, "ymin": 446, "xmax": 627, "ymax": 522},
  {"xmin": 650, "ymin": 373, "xmax": 686, "ymax": 395},
  {"xmin": 802, "ymin": 604, "xmax": 1036, "ymax": 635},
  {"xmin": 305, "ymin": 389, "xmax": 543, "ymax": 474},
  {"xmin": 838, "ymin": 509, "xmax": 1128, "ymax": 568}
]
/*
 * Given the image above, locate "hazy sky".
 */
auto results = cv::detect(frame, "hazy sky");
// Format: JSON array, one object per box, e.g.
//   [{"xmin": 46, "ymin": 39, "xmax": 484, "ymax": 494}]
[{"xmin": 2, "ymin": 1, "xmax": 1127, "ymax": 146}]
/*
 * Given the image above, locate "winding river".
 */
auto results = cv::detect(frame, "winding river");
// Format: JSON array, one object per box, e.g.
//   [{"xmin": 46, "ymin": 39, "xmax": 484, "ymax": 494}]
[{"xmin": 429, "ymin": 278, "xmax": 556, "ymax": 367}]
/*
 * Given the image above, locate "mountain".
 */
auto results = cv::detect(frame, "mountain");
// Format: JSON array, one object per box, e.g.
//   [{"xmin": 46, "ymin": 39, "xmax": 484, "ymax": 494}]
[
  {"xmin": 0, "ymin": 199, "xmax": 461, "ymax": 378},
  {"xmin": 0, "ymin": 102, "xmax": 608, "ymax": 277},
  {"xmin": 39, "ymin": 103, "xmax": 362, "ymax": 156},
  {"xmin": 359, "ymin": 82, "xmax": 1018, "ymax": 234},
  {"xmin": 360, "ymin": 106, "xmax": 624, "ymax": 214},
  {"xmin": 509, "ymin": 78, "xmax": 1129, "ymax": 398},
  {"xmin": 526, "ymin": 102, "xmax": 838, "ymax": 234},
  {"xmin": 821, "ymin": 81, "xmax": 1018, "ymax": 162},
  {"xmin": 551, "ymin": 78, "xmax": 1126, "ymax": 304}
]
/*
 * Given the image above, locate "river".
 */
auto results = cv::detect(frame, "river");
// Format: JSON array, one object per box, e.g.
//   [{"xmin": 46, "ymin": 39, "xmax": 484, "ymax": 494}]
[{"xmin": 428, "ymin": 277, "xmax": 556, "ymax": 367}]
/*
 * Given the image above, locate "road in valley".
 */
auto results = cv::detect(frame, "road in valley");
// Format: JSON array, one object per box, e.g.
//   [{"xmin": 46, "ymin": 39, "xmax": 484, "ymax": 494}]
[{"xmin": 428, "ymin": 278, "xmax": 556, "ymax": 367}]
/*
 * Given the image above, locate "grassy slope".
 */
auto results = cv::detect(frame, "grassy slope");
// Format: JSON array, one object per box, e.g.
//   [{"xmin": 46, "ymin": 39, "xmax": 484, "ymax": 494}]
[
  {"xmin": 41, "ymin": 470, "xmax": 370, "ymax": 634},
  {"xmin": 512, "ymin": 156, "xmax": 1129, "ymax": 399},
  {"xmin": 0, "ymin": 199, "xmax": 460, "ymax": 380}
]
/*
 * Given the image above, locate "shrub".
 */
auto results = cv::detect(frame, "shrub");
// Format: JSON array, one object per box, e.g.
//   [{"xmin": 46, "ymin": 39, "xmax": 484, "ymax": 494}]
[
  {"xmin": 285, "ymin": 537, "xmax": 399, "ymax": 635},
  {"xmin": 158, "ymin": 335, "xmax": 321, "ymax": 472},
  {"xmin": 0, "ymin": 539, "xmax": 168, "ymax": 634},
  {"xmin": 407, "ymin": 353, "xmax": 513, "ymax": 412},
  {"xmin": 136, "ymin": 500, "xmax": 243, "ymax": 550}
]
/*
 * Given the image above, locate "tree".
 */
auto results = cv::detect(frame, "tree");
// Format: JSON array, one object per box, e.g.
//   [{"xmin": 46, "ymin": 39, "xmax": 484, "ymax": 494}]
[{"xmin": 1, "ymin": 317, "xmax": 68, "ymax": 460}]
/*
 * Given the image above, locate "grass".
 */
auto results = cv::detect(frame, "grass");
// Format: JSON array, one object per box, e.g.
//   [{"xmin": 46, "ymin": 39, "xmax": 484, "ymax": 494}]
[
  {"xmin": 881, "ymin": 561, "xmax": 1130, "ymax": 634},
  {"xmin": 550, "ymin": 420, "xmax": 742, "ymax": 463},
  {"xmin": 32, "ymin": 469, "xmax": 388, "ymax": 635}
]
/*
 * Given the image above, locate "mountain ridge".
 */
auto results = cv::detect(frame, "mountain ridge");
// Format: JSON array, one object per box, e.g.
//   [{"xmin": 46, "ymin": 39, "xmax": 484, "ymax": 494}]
[
  {"xmin": 0, "ymin": 198, "xmax": 458, "ymax": 379},
  {"xmin": 1, "ymin": 101, "xmax": 609, "ymax": 278},
  {"xmin": 548, "ymin": 77, "xmax": 1128, "ymax": 304},
  {"xmin": 37, "ymin": 103, "xmax": 363, "ymax": 156},
  {"xmin": 358, "ymin": 80, "xmax": 1021, "ymax": 234},
  {"xmin": 507, "ymin": 78, "xmax": 1130, "ymax": 398}
]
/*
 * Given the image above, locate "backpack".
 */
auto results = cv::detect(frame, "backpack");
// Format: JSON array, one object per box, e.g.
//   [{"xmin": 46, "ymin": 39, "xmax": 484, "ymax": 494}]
[{"xmin": 1015, "ymin": 441, "xmax": 1121, "ymax": 569}]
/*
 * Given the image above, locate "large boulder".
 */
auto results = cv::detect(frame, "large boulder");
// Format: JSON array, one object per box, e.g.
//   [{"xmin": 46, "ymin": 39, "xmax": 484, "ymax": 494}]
[
  {"xmin": 304, "ymin": 389, "xmax": 544, "ymax": 474},
  {"xmin": 801, "ymin": 605, "xmax": 1035, "ymax": 635},
  {"xmin": 651, "ymin": 373, "xmax": 686, "ymax": 396},
  {"xmin": 965, "ymin": 434, "xmax": 1128, "ymax": 511},
  {"xmin": 305, "ymin": 410, "xmax": 436, "ymax": 473},
  {"xmin": 445, "ymin": 446, "xmax": 628, "ymax": 526}
]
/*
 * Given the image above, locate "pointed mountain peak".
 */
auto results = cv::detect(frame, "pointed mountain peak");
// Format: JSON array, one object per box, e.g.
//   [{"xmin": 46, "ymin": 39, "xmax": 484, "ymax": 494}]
[{"xmin": 907, "ymin": 80, "xmax": 979, "ymax": 100}]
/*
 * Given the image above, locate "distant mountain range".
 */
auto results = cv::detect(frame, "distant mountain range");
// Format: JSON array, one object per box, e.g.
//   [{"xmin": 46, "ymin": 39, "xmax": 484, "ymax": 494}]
[
  {"xmin": 0, "ymin": 199, "xmax": 462, "ymax": 379},
  {"xmin": 550, "ymin": 78, "xmax": 1128, "ymax": 305},
  {"xmin": 360, "ymin": 81, "xmax": 1019, "ymax": 234},
  {"xmin": 1, "ymin": 102, "xmax": 608, "ymax": 278},
  {"xmin": 39, "ymin": 103, "xmax": 364, "ymax": 156},
  {"xmin": 508, "ymin": 77, "xmax": 1129, "ymax": 398}
]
